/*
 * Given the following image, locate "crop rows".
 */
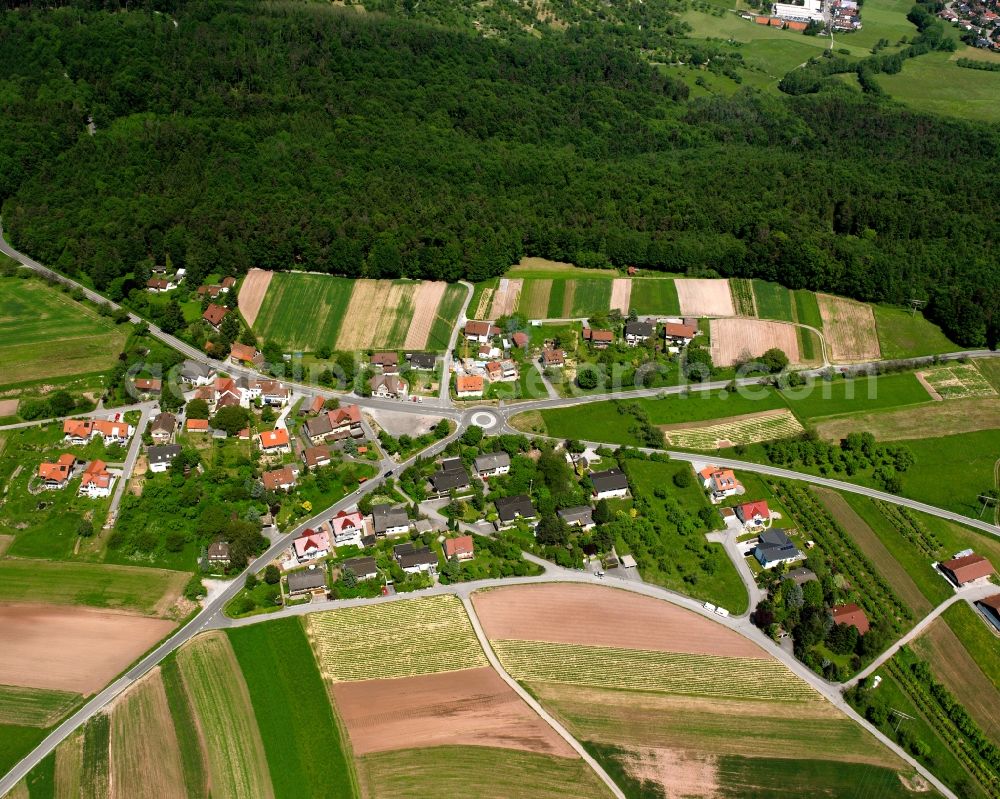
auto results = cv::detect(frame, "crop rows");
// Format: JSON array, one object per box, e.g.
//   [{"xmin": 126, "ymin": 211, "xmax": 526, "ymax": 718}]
[
  {"xmin": 873, "ymin": 501, "xmax": 940, "ymax": 558},
  {"xmin": 663, "ymin": 410, "xmax": 803, "ymax": 450},
  {"xmin": 922, "ymin": 363, "xmax": 997, "ymax": 399},
  {"xmin": 0, "ymin": 685, "xmax": 79, "ymax": 727},
  {"xmin": 307, "ymin": 595, "xmax": 486, "ymax": 682},
  {"xmin": 492, "ymin": 640, "xmax": 819, "ymax": 702},
  {"xmin": 730, "ymin": 278, "xmax": 757, "ymax": 317},
  {"xmin": 770, "ymin": 482, "xmax": 911, "ymax": 633}
]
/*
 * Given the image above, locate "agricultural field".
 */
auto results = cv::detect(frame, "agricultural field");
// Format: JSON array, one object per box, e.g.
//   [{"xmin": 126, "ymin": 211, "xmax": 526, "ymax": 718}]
[
  {"xmin": 752, "ymin": 280, "xmax": 795, "ymax": 322},
  {"xmin": 489, "ymin": 277, "xmax": 523, "ymax": 317},
  {"xmin": 817, "ymin": 293, "xmax": 881, "ymax": 362},
  {"xmin": 917, "ymin": 361, "xmax": 997, "ymax": 400},
  {"xmin": 176, "ymin": 632, "xmax": 275, "ymax": 799},
  {"xmin": 245, "ymin": 271, "xmax": 351, "ymax": 349},
  {"xmin": 896, "ymin": 429, "xmax": 1000, "ymax": 517},
  {"xmin": 426, "ymin": 284, "xmax": 468, "ymax": 350},
  {"xmin": 941, "ymin": 602, "xmax": 1000, "ymax": 690},
  {"xmin": 781, "ymin": 371, "xmax": 931, "ymax": 421},
  {"xmin": 874, "ymin": 306, "xmax": 961, "ymax": 359},
  {"xmin": 0, "ymin": 276, "xmax": 127, "ymax": 393},
  {"xmin": 813, "ymin": 396, "xmax": 1000, "ymax": 443},
  {"xmin": 661, "ymin": 408, "xmax": 805, "ymax": 450},
  {"xmin": 878, "ymin": 50, "xmax": 1000, "ymax": 123},
  {"xmin": 0, "ymin": 686, "xmax": 79, "ymax": 728},
  {"xmin": 511, "ymin": 278, "xmax": 613, "ymax": 319},
  {"xmin": 708, "ymin": 318, "xmax": 803, "ymax": 366},
  {"xmin": 356, "ymin": 746, "xmax": 614, "ymax": 799},
  {"xmin": 627, "ymin": 278, "xmax": 680, "ymax": 315},
  {"xmin": 228, "ymin": 617, "xmax": 357, "ymax": 799},
  {"xmin": 305, "ymin": 595, "xmax": 487, "ymax": 682},
  {"xmin": 728, "ymin": 278, "xmax": 756, "ymax": 316},
  {"xmin": 675, "ymin": 278, "xmax": 735, "ymax": 317}
]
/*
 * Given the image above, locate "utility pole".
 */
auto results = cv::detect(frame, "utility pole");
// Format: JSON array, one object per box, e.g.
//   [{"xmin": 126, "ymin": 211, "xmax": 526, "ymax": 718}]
[
  {"xmin": 890, "ymin": 708, "xmax": 914, "ymax": 734},
  {"xmin": 977, "ymin": 494, "xmax": 997, "ymax": 518},
  {"xmin": 907, "ymin": 298, "xmax": 927, "ymax": 317}
]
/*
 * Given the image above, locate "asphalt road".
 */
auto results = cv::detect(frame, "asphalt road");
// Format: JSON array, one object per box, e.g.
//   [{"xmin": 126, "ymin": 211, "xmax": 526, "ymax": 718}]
[{"xmin": 106, "ymin": 402, "xmax": 154, "ymax": 521}]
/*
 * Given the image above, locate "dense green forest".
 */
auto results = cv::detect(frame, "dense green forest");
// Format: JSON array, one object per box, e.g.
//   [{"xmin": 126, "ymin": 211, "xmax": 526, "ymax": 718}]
[{"xmin": 0, "ymin": 0, "xmax": 997, "ymax": 346}]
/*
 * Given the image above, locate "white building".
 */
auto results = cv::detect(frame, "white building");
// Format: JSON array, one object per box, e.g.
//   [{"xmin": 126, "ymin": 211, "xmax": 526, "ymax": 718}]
[{"xmin": 773, "ymin": 0, "xmax": 824, "ymax": 20}]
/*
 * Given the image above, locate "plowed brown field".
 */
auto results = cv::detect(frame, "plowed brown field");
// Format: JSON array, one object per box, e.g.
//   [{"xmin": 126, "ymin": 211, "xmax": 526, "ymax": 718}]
[{"xmin": 236, "ymin": 269, "xmax": 273, "ymax": 327}]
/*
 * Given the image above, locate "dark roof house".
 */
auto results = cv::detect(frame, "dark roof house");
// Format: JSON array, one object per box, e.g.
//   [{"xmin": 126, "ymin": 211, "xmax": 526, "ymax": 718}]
[
  {"xmin": 430, "ymin": 458, "xmax": 470, "ymax": 493},
  {"xmin": 287, "ymin": 569, "xmax": 328, "ymax": 595},
  {"xmin": 495, "ymin": 494, "xmax": 537, "ymax": 524}
]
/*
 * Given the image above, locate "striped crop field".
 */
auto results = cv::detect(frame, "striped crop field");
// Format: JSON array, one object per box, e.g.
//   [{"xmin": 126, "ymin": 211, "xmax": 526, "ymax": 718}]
[
  {"xmin": 306, "ymin": 595, "xmax": 486, "ymax": 682},
  {"xmin": 492, "ymin": 640, "xmax": 819, "ymax": 702},
  {"xmin": 661, "ymin": 409, "xmax": 805, "ymax": 450},
  {"xmin": 730, "ymin": 278, "xmax": 757, "ymax": 316},
  {"xmin": 0, "ymin": 685, "xmax": 80, "ymax": 727}
]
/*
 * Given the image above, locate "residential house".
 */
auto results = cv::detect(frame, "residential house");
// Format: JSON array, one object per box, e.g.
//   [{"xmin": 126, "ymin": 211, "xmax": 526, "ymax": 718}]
[
  {"xmin": 287, "ymin": 568, "xmax": 328, "ymax": 597},
  {"xmin": 369, "ymin": 374, "xmax": 407, "ymax": 399},
  {"xmin": 253, "ymin": 379, "xmax": 290, "ymax": 407},
  {"xmin": 456, "ymin": 375, "xmax": 484, "ymax": 398},
  {"xmin": 220, "ymin": 276, "xmax": 236, "ymax": 290},
  {"xmin": 478, "ymin": 343, "xmax": 501, "ymax": 360},
  {"xmin": 187, "ymin": 418, "xmax": 210, "ymax": 433},
  {"xmin": 558, "ymin": 506, "xmax": 596, "ymax": 531},
  {"xmin": 662, "ymin": 322, "xmax": 699, "ymax": 346},
  {"xmin": 430, "ymin": 458, "xmax": 470, "ymax": 495},
  {"xmin": 202, "ymin": 303, "xmax": 229, "ymax": 329},
  {"xmin": 37, "ymin": 454, "xmax": 76, "ymax": 490},
  {"xmin": 371, "ymin": 352, "xmax": 399, "ymax": 372},
  {"xmin": 699, "ymin": 467, "xmax": 742, "ymax": 499},
  {"xmin": 583, "ymin": 328, "xmax": 614, "ymax": 349},
  {"xmin": 258, "ymin": 428, "xmax": 291, "ymax": 454},
  {"xmin": 976, "ymin": 594, "xmax": 1000, "ymax": 634},
  {"xmin": 197, "ymin": 284, "xmax": 223, "ymax": 299},
  {"xmin": 294, "ymin": 528, "xmax": 332, "ymax": 562},
  {"xmin": 133, "ymin": 377, "xmax": 162, "ymax": 395},
  {"xmin": 735, "ymin": 500, "xmax": 771, "ymax": 531},
  {"xmin": 147, "ymin": 444, "xmax": 181, "ymax": 474},
  {"xmin": 590, "ymin": 469, "xmax": 629, "ymax": 500},
  {"xmin": 304, "ymin": 446, "xmax": 332, "ymax": 469},
  {"xmin": 940, "ymin": 553, "xmax": 995, "ymax": 587},
  {"xmin": 149, "ymin": 413, "xmax": 176, "ymax": 444},
  {"xmin": 304, "ymin": 405, "xmax": 363, "ymax": 445},
  {"xmin": 372, "ymin": 504, "xmax": 411, "ymax": 537},
  {"xmin": 541, "ymin": 348, "xmax": 565, "ymax": 368},
  {"xmin": 474, "ymin": 452, "xmax": 511, "ymax": 479},
  {"xmin": 212, "ymin": 377, "xmax": 243, "ymax": 409},
  {"xmin": 393, "ymin": 543, "xmax": 438, "ymax": 575},
  {"xmin": 229, "ymin": 343, "xmax": 263, "ymax": 367},
  {"xmin": 207, "ymin": 541, "xmax": 230, "ymax": 567},
  {"xmin": 63, "ymin": 419, "xmax": 133, "ymax": 446},
  {"xmin": 146, "ymin": 277, "xmax": 174, "ymax": 292},
  {"xmin": 498, "ymin": 359, "xmax": 518, "ymax": 380},
  {"xmin": 753, "ymin": 529, "xmax": 802, "ymax": 569},
  {"xmin": 624, "ymin": 321, "xmax": 655, "ymax": 346},
  {"xmin": 783, "ymin": 567, "xmax": 818, "ymax": 586},
  {"xmin": 179, "ymin": 360, "xmax": 216, "ymax": 386},
  {"xmin": 340, "ymin": 556, "xmax": 379, "ymax": 582},
  {"xmin": 444, "ymin": 535, "xmax": 475, "ymax": 561},
  {"xmin": 79, "ymin": 460, "xmax": 113, "ymax": 498},
  {"xmin": 262, "ymin": 465, "xmax": 297, "ymax": 492},
  {"xmin": 464, "ymin": 320, "xmax": 496, "ymax": 344},
  {"xmin": 494, "ymin": 494, "xmax": 537, "ymax": 529},
  {"xmin": 831, "ymin": 603, "xmax": 870, "ymax": 635},
  {"xmin": 330, "ymin": 510, "xmax": 367, "ymax": 548},
  {"xmin": 407, "ymin": 352, "xmax": 437, "ymax": 371},
  {"xmin": 511, "ymin": 331, "xmax": 529, "ymax": 349}
]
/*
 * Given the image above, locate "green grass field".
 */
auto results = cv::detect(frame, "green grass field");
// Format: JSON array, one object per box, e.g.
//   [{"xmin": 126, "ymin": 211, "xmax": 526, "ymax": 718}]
[
  {"xmin": 898, "ymin": 429, "xmax": 1000, "ymax": 517},
  {"xmin": 782, "ymin": 372, "xmax": 931, "ymax": 421},
  {"xmin": 228, "ymin": 618, "xmax": 357, "ymax": 799},
  {"xmin": 0, "ymin": 725, "xmax": 48, "ymax": 781},
  {"xmin": 160, "ymin": 657, "xmax": 210, "ymax": 799},
  {"xmin": 0, "ymin": 277, "xmax": 126, "ymax": 392},
  {"xmin": 873, "ymin": 306, "xmax": 960, "ymax": 359},
  {"xmin": 942, "ymin": 602, "xmax": 1000, "ymax": 690},
  {"xmin": 0, "ymin": 560, "xmax": 186, "ymax": 615},
  {"xmin": 426, "ymin": 284, "xmax": 468, "ymax": 350},
  {"xmin": 357, "ymin": 746, "xmax": 614, "ymax": 799},
  {"xmin": 752, "ymin": 280, "xmax": 795, "ymax": 322},
  {"xmin": 251, "ymin": 272, "xmax": 352, "ymax": 351},
  {"xmin": 628, "ymin": 278, "xmax": 680, "ymax": 316},
  {"xmin": 0, "ymin": 686, "xmax": 80, "ymax": 728},
  {"xmin": 545, "ymin": 279, "xmax": 566, "ymax": 317},
  {"xmin": 878, "ymin": 51, "xmax": 1000, "ymax": 122},
  {"xmin": 569, "ymin": 279, "xmax": 613, "ymax": 317},
  {"xmin": 793, "ymin": 289, "xmax": 823, "ymax": 330},
  {"xmin": 718, "ymin": 755, "xmax": 920, "ymax": 798}
]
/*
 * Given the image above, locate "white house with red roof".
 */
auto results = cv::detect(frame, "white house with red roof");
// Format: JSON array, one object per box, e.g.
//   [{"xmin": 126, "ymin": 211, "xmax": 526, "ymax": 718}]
[
  {"xmin": 444, "ymin": 535, "xmax": 475, "ymax": 561},
  {"xmin": 735, "ymin": 500, "xmax": 771, "ymax": 531},
  {"xmin": 37, "ymin": 454, "xmax": 77, "ymax": 490},
  {"xmin": 329, "ymin": 510, "xmax": 367, "ymax": 548},
  {"xmin": 293, "ymin": 528, "xmax": 332, "ymax": 562},
  {"xmin": 63, "ymin": 419, "xmax": 134, "ymax": 446},
  {"xmin": 79, "ymin": 460, "xmax": 114, "ymax": 498},
  {"xmin": 258, "ymin": 428, "xmax": 291, "ymax": 454},
  {"xmin": 698, "ymin": 466, "xmax": 743, "ymax": 501}
]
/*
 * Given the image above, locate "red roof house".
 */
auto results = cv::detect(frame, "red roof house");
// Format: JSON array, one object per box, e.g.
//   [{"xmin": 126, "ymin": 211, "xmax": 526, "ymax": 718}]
[
  {"xmin": 444, "ymin": 535, "xmax": 475, "ymax": 561},
  {"xmin": 940, "ymin": 553, "xmax": 995, "ymax": 586},
  {"xmin": 38, "ymin": 453, "xmax": 76, "ymax": 487},
  {"xmin": 259, "ymin": 428, "xmax": 290, "ymax": 451},
  {"xmin": 831, "ymin": 603, "xmax": 870, "ymax": 635},
  {"xmin": 735, "ymin": 500, "xmax": 770, "ymax": 528},
  {"xmin": 202, "ymin": 303, "xmax": 228, "ymax": 328},
  {"xmin": 187, "ymin": 418, "xmax": 210, "ymax": 432}
]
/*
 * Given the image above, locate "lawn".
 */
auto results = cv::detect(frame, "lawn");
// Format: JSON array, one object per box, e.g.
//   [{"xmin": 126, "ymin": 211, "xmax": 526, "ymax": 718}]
[
  {"xmin": 628, "ymin": 278, "xmax": 680, "ymax": 315},
  {"xmin": 357, "ymin": 746, "xmax": 614, "ymax": 799},
  {"xmin": 752, "ymin": 280, "xmax": 795, "ymax": 322},
  {"xmin": 426, "ymin": 283, "xmax": 468, "ymax": 351},
  {"xmin": 0, "ymin": 276, "xmax": 126, "ymax": 392},
  {"xmin": 873, "ymin": 305, "xmax": 961, "ymax": 359},
  {"xmin": 228, "ymin": 617, "xmax": 357, "ymax": 799},
  {"xmin": 878, "ymin": 50, "xmax": 1000, "ymax": 122},
  {"xmin": 941, "ymin": 602, "xmax": 1000, "ymax": 690},
  {"xmin": 251, "ymin": 272, "xmax": 353, "ymax": 351},
  {"xmin": 781, "ymin": 372, "xmax": 931, "ymax": 421},
  {"xmin": 0, "ymin": 560, "xmax": 187, "ymax": 615}
]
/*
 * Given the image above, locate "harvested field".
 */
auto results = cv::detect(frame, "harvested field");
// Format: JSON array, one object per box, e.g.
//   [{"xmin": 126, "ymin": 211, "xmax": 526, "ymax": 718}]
[
  {"xmin": 489, "ymin": 278, "xmax": 522, "ymax": 318},
  {"xmin": 532, "ymin": 682, "xmax": 897, "ymax": 766},
  {"xmin": 307, "ymin": 595, "xmax": 486, "ymax": 682},
  {"xmin": 814, "ymin": 489, "xmax": 931, "ymax": 616},
  {"xmin": 0, "ymin": 535, "xmax": 12, "ymax": 556},
  {"xmin": 109, "ymin": 670, "xmax": 186, "ymax": 799},
  {"xmin": 517, "ymin": 279, "xmax": 552, "ymax": 318},
  {"xmin": 403, "ymin": 281, "xmax": 447, "ymax": 349},
  {"xmin": 0, "ymin": 604, "xmax": 175, "ymax": 694},
  {"xmin": 333, "ymin": 666, "xmax": 575, "ymax": 757},
  {"xmin": 54, "ymin": 729, "xmax": 84, "ymax": 799},
  {"xmin": 814, "ymin": 398, "xmax": 1000, "ymax": 442},
  {"xmin": 709, "ymin": 318, "xmax": 801, "ymax": 367},
  {"xmin": 0, "ymin": 685, "xmax": 79, "ymax": 727},
  {"xmin": 918, "ymin": 362, "xmax": 997, "ymax": 400},
  {"xmin": 337, "ymin": 280, "xmax": 410, "ymax": 350},
  {"xmin": 0, "ymin": 400, "xmax": 18, "ymax": 417},
  {"xmin": 473, "ymin": 584, "xmax": 765, "ymax": 659},
  {"xmin": 236, "ymin": 268, "xmax": 273, "ymax": 327},
  {"xmin": 610, "ymin": 278, "xmax": 631, "ymax": 313},
  {"xmin": 177, "ymin": 632, "xmax": 274, "ymax": 799},
  {"xmin": 357, "ymin": 745, "xmax": 613, "ymax": 799},
  {"xmin": 660, "ymin": 408, "xmax": 804, "ymax": 450},
  {"xmin": 675, "ymin": 279, "xmax": 735, "ymax": 317},
  {"xmin": 626, "ymin": 747, "xmax": 719, "ymax": 799},
  {"xmin": 494, "ymin": 640, "xmax": 818, "ymax": 701},
  {"xmin": 4, "ymin": 781, "xmax": 28, "ymax": 799},
  {"xmin": 912, "ymin": 619, "xmax": 1000, "ymax": 741},
  {"xmin": 817, "ymin": 294, "xmax": 880, "ymax": 362}
]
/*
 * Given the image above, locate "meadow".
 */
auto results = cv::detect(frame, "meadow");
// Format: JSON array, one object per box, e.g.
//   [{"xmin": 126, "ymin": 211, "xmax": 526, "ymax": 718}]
[
  {"xmin": 877, "ymin": 50, "xmax": 1000, "ymax": 122},
  {"xmin": 874, "ymin": 306, "xmax": 960, "ymax": 359},
  {"xmin": 425, "ymin": 284, "xmax": 468, "ymax": 350},
  {"xmin": 228, "ymin": 618, "xmax": 357, "ymax": 799},
  {"xmin": 627, "ymin": 278, "xmax": 681, "ymax": 316},
  {"xmin": 0, "ymin": 686, "xmax": 79, "ymax": 728},
  {"xmin": 752, "ymin": 280, "xmax": 795, "ymax": 322},
  {"xmin": 0, "ymin": 277, "xmax": 126, "ymax": 393},
  {"xmin": 250, "ymin": 272, "xmax": 351, "ymax": 350},
  {"xmin": 942, "ymin": 603, "xmax": 1000, "ymax": 690},
  {"xmin": 781, "ymin": 372, "xmax": 931, "ymax": 421},
  {"xmin": 160, "ymin": 657, "xmax": 209, "ymax": 799}
]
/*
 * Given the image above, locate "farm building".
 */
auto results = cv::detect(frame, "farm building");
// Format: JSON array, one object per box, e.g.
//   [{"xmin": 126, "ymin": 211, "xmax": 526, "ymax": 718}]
[
  {"xmin": 372, "ymin": 504, "xmax": 411, "ymax": 537},
  {"xmin": 444, "ymin": 535, "xmax": 475, "ymax": 561},
  {"xmin": 474, "ymin": 452, "xmax": 511, "ymax": 478},
  {"xmin": 754, "ymin": 529, "xmax": 802, "ymax": 569},
  {"xmin": 287, "ymin": 568, "xmax": 328, "ymax": 597},
  {"xmin": 147, "ymin": 444, "xmax": 181, "ymax": 474},
  {"xmin": 830, "ymin": 603, "xmax": 870, "ymax": 635},
  {"xmin": 976, "ymin": 595, "xmax": 1000, "ymax": 633},
  {"xmin": 590, "ymin": 469, "xmax": 629, "ymax": 500},
  {"xmin": 939, "ymin": 553, "xmax": 995, "ymax": 586}
]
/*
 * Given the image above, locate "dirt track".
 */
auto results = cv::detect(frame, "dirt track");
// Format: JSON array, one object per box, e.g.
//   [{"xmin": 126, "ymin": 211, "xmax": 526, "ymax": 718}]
[
  {"xmin": 236, "ymin": 269, "xmax": 273, "ymax": 327},
  {"xmin": 333, "ymin": 666, "xmax": 576, "ymax": 757},
  {"xmin": 0, "ymin": 604, "xmax": 175, "ymax": 694},
  {"xmin": 472, "ymin": 584, "xmax": 766, "ymax": 659}
]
